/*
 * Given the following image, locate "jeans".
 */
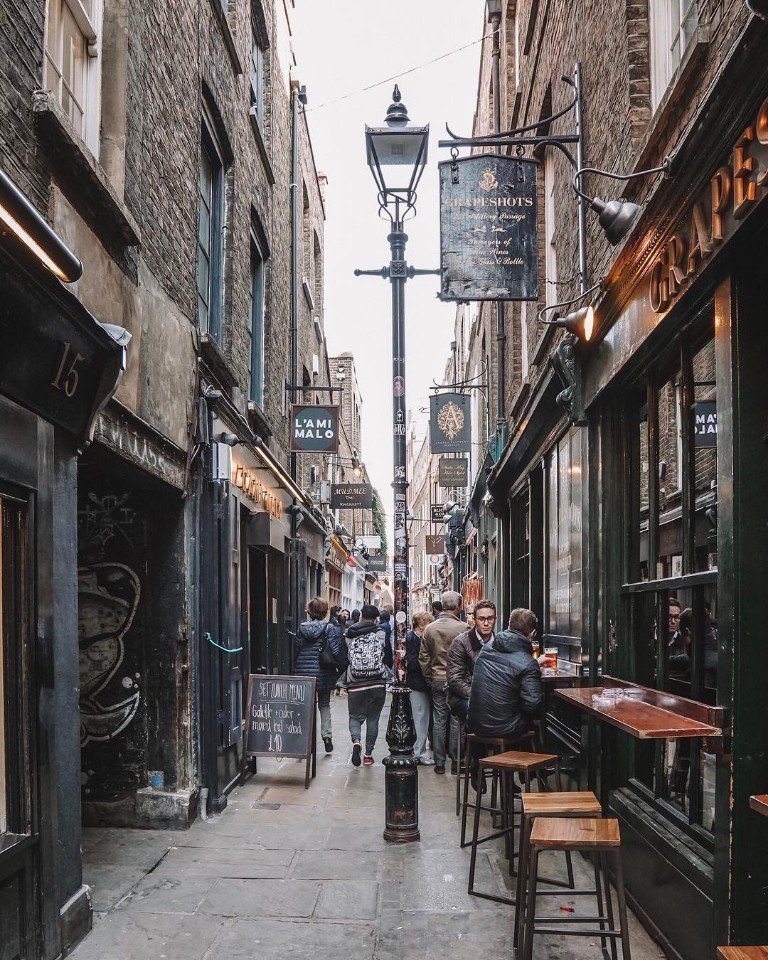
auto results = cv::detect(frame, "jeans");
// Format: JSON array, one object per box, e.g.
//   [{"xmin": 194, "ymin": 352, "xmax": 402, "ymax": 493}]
[
  {"xmin": 317, "ymin": 688, "xmax": 332, "ymax": 739},
  {"xmin": 410, "ymin": 690, "xmax": 431, "ymax": 760},
  {"xmin": 348, "ymin": 686, "xmax": 387, "ymax": 755},
  {"xmin": 431, "ymin": 682, "xmax": 455, "ymax": 766}
]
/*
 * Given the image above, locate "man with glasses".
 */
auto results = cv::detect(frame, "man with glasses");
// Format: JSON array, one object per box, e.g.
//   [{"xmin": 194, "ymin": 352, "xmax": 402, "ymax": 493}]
[{"xmin": 447, "ymin": 599, "xmax": 497, "ymax": 722}]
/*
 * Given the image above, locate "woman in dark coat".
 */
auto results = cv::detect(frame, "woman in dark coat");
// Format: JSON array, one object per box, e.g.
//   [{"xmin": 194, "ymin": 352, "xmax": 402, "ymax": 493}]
[
  {"xmin": 405, "ymin": 611, "xmax": 434, "ymax": 764},
  {"xmin": 295, "ymin": 597, "xmax": 348, "ymax": 753}
]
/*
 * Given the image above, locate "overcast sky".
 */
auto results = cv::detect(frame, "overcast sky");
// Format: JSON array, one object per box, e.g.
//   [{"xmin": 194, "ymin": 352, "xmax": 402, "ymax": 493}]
[{"xmin": 292, "ymin": 0, "xmax": 484, "ymax": 540}]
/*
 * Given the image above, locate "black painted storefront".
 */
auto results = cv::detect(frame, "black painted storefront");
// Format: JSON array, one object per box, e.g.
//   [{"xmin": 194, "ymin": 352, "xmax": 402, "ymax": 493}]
[{"xmin": 0, "ymin": 248, "xmax": 124, "ymax": 958}]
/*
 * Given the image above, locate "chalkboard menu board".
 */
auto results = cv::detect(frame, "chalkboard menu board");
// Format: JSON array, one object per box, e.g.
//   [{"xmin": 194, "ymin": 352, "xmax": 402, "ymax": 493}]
[{"xmin": 244, "ymin": 675, "xmax": 317, "ymax": 787}]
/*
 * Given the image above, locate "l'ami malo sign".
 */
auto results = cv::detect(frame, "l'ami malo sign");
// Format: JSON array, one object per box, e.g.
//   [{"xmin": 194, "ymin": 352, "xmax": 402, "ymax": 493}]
[
  {"xmin": 649, "ymin": 95, "xmax": 768, "ymax": 314},
  {"xmin": 290, "ymin": 404, "xmax": 339, "ymax": 453}
]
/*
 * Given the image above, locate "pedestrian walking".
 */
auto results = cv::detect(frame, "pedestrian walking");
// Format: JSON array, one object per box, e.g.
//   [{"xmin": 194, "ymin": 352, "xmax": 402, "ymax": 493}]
[
  {"xmin": 345, "ymin": 604, "xmax": 388, "ymax": 766},
  {"xmin": 418, "ymin": 591, "xmax": 466, "ymax": 774},
  {"xmin": 406, "ymin": 611, "xmax": 434, "ymax": 764},
  {"xmin": 350, "ymin": 609, "xmax": 361, "ymax": 625},
  {"xmin": 294, "ymin": 597, "xmax": 349, "ymax": 753},
  {"xmin": 378, "ymin": 607, "xmax": 394, "ymax": 676}
]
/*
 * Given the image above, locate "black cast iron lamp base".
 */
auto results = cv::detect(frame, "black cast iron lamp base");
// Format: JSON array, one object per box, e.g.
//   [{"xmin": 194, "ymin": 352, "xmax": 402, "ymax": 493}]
[{"xmin": 383, "ymin": 683, "xmax": 420, "ymax": 843}]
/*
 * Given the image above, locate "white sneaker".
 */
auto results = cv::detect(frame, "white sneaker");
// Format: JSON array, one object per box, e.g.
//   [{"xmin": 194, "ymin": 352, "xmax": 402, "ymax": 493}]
[{"xmin": 417, "ymin": 756, "xmax": 435, "ymax": 766}]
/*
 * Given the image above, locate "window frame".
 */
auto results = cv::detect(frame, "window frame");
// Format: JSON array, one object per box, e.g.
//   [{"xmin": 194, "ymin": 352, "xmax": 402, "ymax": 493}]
[
  {"xmin": 649, "ymin": 0, "xmax": 699, "ymax": 111},
  {"xmin": 248, "ymin": 234, "xmax": 267, "ymax": 408},
  {"xmin": 197, "ymin": 113, "xmax": 226, "ymax": 342},
  {"xmin": 43, "ymin": 0, "xmax": 103, "ymax": 153},
  {"xmin": 249, "ymin": 31, "xmax": 266, "ymax": 130}
]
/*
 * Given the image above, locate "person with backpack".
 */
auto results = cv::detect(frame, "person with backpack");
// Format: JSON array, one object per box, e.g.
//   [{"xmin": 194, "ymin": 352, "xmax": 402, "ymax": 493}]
[
  {"xmin": 294, "ymin": 597, "xmax": 348, "ymax": 753},
  {"xmin": 345, "ymin": 604, "xmax": 388, "ymax": 766}
]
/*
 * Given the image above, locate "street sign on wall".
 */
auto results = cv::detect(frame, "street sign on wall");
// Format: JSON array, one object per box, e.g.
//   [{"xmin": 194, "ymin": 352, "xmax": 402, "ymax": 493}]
[
  {"xmin": 439, "ymin": 154, "xmax": 539, "ymax": 302},
  {"xmin": 438, "ymin": 456, "xmax": 469, "ymax": 487},
  {"xmin": 330, "ymin": 483, "xmax": 374, "ymax": 510},
  {"xmin": 290, "ymin": 404, "xmax": 340, "ymax": 453},
  {"xmin": 430, "ymin": 393, "xmax": 471, "ymax": 454}
]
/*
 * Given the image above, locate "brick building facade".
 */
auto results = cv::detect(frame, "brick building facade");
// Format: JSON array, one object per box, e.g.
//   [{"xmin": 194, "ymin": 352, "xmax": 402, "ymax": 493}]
[
  {"xmin": 440, "ymin": 2, "xmax": 768, "ymax": 957},
  {"xmin": 0, "ymin": 0, "xmax": 354, "ymax": 955}
]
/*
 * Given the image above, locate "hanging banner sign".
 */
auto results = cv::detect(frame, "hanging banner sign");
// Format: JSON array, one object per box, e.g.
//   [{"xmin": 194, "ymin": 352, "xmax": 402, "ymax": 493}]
[
  {"xmin": 290, "ymin": 404, "xmax": 340, "ymax": 453},
  {"xmin": 430, "ymin": 393, "xmax": 471, "ymax": 454},
  {"xmin": 431, "ymin": 504, "xmax": 446, "ymax": 523},
  {"xmin": 439, "ymin": 154, "xmax": 539, "ymax": 302},
  {"xmin": 693, "ymin": 401, "xmax": 717, "ymax": 447},
  {"xmin": 331, "ymin": 483, "xmax": 373, "ymax": 510},
  {"xmin": 438, "ymin": 456, "xmax": 469, "ymax": 488},
  {"xmin": 367, "ymin": 555, "xmax": 388, "ymax": 572},
  {"xmin": 425, "ymin": 535, "xmax": 445, "ymax": 556}
]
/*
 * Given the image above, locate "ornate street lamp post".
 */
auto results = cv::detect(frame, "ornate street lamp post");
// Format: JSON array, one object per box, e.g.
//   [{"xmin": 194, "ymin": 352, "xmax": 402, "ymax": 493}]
[{"xmin": 356, "ymin": 88, "xmax": 437, "ymax": 843}]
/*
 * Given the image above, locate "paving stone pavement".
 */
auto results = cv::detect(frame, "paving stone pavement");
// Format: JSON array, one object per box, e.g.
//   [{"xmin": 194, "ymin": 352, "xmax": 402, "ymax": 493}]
[{"xmin": 72, "ymin": 696, "xmax": 668, "ymax": 960}]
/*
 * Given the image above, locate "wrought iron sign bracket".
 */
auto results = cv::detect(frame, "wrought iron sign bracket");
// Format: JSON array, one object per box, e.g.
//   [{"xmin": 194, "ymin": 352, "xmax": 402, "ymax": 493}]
[{"xmin": 285, "ymin": 383, "xmax": 344, "ymax": 396}]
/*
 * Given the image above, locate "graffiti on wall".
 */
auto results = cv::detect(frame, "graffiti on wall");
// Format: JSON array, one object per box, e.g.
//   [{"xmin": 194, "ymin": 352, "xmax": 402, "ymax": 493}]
[{"xmin": 78, "ymin": 562, "xmax": 141, "ymax": 745}]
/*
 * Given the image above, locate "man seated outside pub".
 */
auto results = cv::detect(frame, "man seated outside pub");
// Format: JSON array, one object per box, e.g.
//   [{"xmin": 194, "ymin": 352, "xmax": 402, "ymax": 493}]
[
  {"xmin": 466, "ymin": 607, "xmax": 544, "ymax": 790},
  {"xmin": 447, "ymin": 598, "xmax": 497, "ymax": 720}
]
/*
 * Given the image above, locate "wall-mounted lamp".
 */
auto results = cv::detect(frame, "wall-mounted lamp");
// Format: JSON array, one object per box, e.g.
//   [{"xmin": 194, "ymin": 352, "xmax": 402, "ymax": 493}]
[
  {"xmin": 573, "ymin": 158, "xmax": 672, "ymax": 246},
  {"xmin": 216, "ymin": 431, "xmax": 240, "ymax": 447},
  {"xmin": 538, "ymin": 282, "xmax": 602, "ymax": 342},
  {"xmin": 0, "ymin": 166, "xmax": 83, "ymax": 281},
  {"xmin": 746, "ymin": 0, "xmax": 768, "ymax": 18}
]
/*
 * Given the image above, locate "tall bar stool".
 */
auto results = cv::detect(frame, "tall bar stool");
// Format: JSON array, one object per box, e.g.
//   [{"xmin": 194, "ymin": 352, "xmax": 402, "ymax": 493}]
[
  {"xmin": 467, "ymin": 749, "xmax": 559, "ymax": 904},
  {"xmin": 520, "ymin": 817, "xmax": 632, "ymax": 960},
  {"xmin": 514, "ymin": 791, "xmax": 603, "ymax": 953},
  {"xmin": 459, "ymin": 730, "xmax": 535, "ymax": 846},
  {"xmin": 717, "ymin": 949, "xmax": 768, "ymax": 959},
  {"xmin": 454, "ymin": 714, "xmax": 465, "ymax": 816}
]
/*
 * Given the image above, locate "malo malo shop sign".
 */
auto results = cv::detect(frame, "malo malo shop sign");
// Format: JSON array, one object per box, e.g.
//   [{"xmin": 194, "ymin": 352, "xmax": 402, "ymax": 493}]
[
  {"xmin": 439, "ymin": 154, "xmax": 538, "ymax": 302},
  {"xmin": 290, "ymin": 405, "xmax": 339, "ymax": 453}
]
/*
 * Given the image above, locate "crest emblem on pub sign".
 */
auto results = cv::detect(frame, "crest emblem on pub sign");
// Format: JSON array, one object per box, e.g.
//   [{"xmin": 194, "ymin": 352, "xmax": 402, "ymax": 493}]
[
  {"xmin": 430, "ymin": 393, "xmax": 471, "ymax": 454},
  {"xmin": 290, "ymin": 405, "xmax": 340, "ymax": 453}
]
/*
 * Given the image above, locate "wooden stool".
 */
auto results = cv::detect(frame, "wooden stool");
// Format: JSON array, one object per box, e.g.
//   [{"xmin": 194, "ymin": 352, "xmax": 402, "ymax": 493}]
[
  {"xmin": 521, "ymin": 817, "xmax": 631, "ymax": 960},
  {"xmin": 459, "ymin": 730, "xmax": 535, "ymax": 847},
  {"xmin": 454, "ymin": 714, "xmax": 465, "ymax": 816},
  {"xmin": 514, "ymin": 791, "xmax": 603, "ymax": 953},
  {"xmin": 467, "ymin": 749, "xmax": 559, "ymax": 905},
  {"xmin": 718, "ymin": 950, "xmax": 768, "ymax": 960}
]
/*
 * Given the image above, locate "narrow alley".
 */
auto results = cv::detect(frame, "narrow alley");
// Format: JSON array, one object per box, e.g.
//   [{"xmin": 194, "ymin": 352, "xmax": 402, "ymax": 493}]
[{"xmin": 70, "ymin": 699, "xmax": 663, "ymax": 960}]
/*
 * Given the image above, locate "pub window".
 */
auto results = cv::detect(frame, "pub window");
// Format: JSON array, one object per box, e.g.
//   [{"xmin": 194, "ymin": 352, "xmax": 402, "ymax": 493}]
[
  {"xmin": 625, "ymin": 306, "xmax": 718, "ymax": 831},
  {"xmin": 44, "ymin": 0, "xmax": 103, "ymax": 152},
  {"xmin": 546, "ymin": 427, "xmax": 583, "ymax": 638},
  {"xmin": 649, "ymin": 0, "xmax": 698, "ymax": 110},
  {"xmin": 197, "ymin": 114, "xmax": 226, "ymax": 341},
  {"xmin": 510, "ymin": 488, "xmax": 530, "ymax": 611},
  {"xmin": 248, "ymin": 236, "xmax": 266, "ymax": 407}
]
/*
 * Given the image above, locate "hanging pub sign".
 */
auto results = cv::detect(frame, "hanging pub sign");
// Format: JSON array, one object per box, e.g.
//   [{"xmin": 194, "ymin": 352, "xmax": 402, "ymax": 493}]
[
  {"xmin": 367, "ymin": 555, "xmax": 388, "ymax": 572},
  {"xmin": 330, "ymin": 483, "xmax": 374, "ymax": 510},
  {"xmin": 438, "ymin": 456, "xmax": 469, "ymax": 487},
  {"xmin": 290, "ymin": 404, "xmax": 340, "ymax": 453},
  {"xmin": 439, "ymin": 154, "xmax": 538, "ymax": 302},
  {"xmin": 425, "ymin": 535, "xmax": 445, "ymax": 556},
  {"xmin": 430, "ymin": 393, "xmax": 471, "ymax": 454},
  {"xmin": 693, "ymin": 401, "xmax": 717, "ymax": 447},
  {"xmin": 431, "ymin": 504, "xmax": 446, "ymax": 523}
]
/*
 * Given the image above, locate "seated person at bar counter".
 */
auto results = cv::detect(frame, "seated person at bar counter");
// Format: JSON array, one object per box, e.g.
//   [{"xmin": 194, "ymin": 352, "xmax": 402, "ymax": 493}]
[
  {"xmin": 447, "ymin": 599, "xmax": 497, "ymax": 720},
  {"xmin": 466, "ymin": 608, "xmax": 543, "ymax": 785}
]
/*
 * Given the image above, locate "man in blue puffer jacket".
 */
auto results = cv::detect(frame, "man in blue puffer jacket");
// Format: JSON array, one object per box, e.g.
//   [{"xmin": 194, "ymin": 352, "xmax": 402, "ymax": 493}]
[{"xmin": 295, "ymin": 597, "xmax": 348, "ymax": 753}]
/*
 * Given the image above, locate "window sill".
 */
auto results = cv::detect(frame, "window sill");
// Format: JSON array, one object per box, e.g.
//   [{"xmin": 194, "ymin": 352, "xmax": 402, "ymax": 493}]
[
  {"xmin": 32, "ymin": 89, "xmax": 141, "ymax": 248},
  {"xmin": 302, "ymin": 279, "xmax": 314, "ymax": 310},
  {"xmin": 207, "ymin": 0, "xmax": 243, "ymax": 76},
  {"xmin": 200, "ymin": 333, "xmax": 238, "ymax": 391},
  {"xmin": 246, "ymin": 399, "xmax": 272, "ymax": 440},
  {"xmin": 631, "ymin": 25, "xmax": 711, "ymax": 178},
  {"xmin": 248, "ymin": 112, "xmax": 275, "ymax": 185}
]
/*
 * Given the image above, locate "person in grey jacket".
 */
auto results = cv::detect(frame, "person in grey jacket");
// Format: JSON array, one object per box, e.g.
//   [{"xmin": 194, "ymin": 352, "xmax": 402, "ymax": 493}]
[
  {"xmin": 295, "ymin": 597, "xmax": 348, "ymax": 753},
  {"xmin": 467, "ymin": 607, "xmax": 543, "ymax": 742},
  {"xmin": 447, "ymin": 599, "xmax": 497, "ymax": 719}
]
